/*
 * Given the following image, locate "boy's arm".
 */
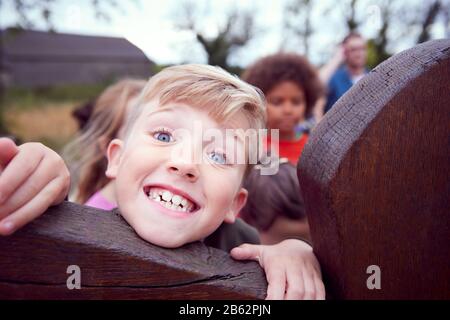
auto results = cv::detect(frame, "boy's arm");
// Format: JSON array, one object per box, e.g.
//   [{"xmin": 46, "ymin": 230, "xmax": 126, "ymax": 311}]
[
  {"xmin": 231, "ymin": 239, "xmax": 325, "ymax": 300},
  {"xmin": 0, "ymin": 138, "xmax": 70, "ymax": 235}
]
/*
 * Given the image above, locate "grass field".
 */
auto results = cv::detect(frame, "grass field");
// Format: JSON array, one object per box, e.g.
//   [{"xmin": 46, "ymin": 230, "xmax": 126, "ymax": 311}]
[
  {"xmin": 2, "ymin": 83, "xmax": 109, "ymax": 152},
  {"xmin": 4, "ymin": 102, "xmax": 79, "ymax": 151}
]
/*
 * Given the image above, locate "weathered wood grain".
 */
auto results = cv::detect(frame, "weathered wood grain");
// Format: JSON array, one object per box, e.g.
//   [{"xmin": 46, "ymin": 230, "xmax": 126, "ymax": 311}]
[
  {"xmin": 298, "ymin": 39, "xmax": 450, "ymax": 299},
  {"xmin": 0, "ymin": 201, "xmax": 267, "ymax": 299}
]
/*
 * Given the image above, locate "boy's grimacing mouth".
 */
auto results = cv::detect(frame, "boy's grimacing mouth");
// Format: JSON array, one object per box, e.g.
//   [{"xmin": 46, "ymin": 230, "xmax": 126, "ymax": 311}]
[{"xmin": 143, "ymin": 185, "xmax": 200, "ymax": 214}]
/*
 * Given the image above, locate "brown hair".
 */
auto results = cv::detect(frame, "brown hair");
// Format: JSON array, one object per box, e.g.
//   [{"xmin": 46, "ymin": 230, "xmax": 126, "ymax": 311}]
[
  {"xmin": 342, "ymin": 31, "xmax": 363, "ymax": 44},
  {"xmin": 240, "ymin": 162, "xmax": 306, "ymax": 231},
  {"xmin": 63, "ymin": 79, "xmax": 146, "ymax": 203},
  {"xmin": 241, "ymin": 53, "xmax": 324, "ymax": 117}
]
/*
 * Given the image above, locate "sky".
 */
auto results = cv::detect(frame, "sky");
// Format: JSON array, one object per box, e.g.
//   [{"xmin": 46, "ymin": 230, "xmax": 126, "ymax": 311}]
[{"xmin": 0, "ymin": 0, "xmax": 448, "ymax": 67}]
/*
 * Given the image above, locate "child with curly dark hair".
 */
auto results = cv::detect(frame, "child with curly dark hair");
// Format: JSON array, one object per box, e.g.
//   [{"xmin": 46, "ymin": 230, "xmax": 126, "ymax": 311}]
[{"xmin": 242, "ymin": 53, "xmax": 324, "ymax": 165}]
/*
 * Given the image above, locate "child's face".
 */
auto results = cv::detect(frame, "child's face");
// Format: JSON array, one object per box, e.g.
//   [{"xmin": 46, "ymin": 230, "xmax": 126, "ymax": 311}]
[
  {"xmin": 106, "ymin": 102, "xmax": 249, "ymax": 248},
  {"xmin": 265, "ymin": 81, "xmax": 306, "ymax": 137}
]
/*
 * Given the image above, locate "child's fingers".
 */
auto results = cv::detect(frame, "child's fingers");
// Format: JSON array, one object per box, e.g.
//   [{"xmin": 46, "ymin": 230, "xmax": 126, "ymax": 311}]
[
  {"xmin": 0, "ymin": 177, "xmax": 63, "ymax": 235},
  {"xmin": 0, "ymin": 149, "xmax": 69, "ymax": 219},
  {"xmin": 314, "ymin": 276, "xmax": 326, "ymax": 300},
  {"xmin": 309, "ymin": 257, "xmax": 325, "ymax": 300},
  {"xmin": 230, "ymin": 243, "xmax": 263, "ymax": 263},
  {"xmin": 0, "ymin": 138, "xmax": 19, "ymax": 169},
  {"xmin": 265, "ymin": 263, "xmax": 286, "ymax": 300},
  {"xmin": 284, "ymin": 264, "xmax": 305, "ymax": 300},
  {"xmin": 0, "ymin": 145, "xmax": 44, "ymax": 204},
  {"xmin": 0, "ymin": 155, "xmax": 57, "ymax": 220},
  {"xmin": 301, "ymin": 270, "xmax": 317, "ymax": 300}
]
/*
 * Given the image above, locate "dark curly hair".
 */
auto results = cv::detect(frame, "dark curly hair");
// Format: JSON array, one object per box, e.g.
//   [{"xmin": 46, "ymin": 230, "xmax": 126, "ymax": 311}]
[{"xmin": 241, "ymin": 53, "xmax": 324, "ymax": 117}]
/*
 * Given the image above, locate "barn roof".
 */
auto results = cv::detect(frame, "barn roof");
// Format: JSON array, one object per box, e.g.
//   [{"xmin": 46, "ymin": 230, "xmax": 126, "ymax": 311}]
[{"xmin": 0, "ymin": 29, "xmax": 152, "ymax": 63}]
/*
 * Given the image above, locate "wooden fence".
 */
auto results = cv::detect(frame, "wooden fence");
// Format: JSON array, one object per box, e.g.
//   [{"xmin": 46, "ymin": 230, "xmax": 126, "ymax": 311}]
[
  {"xmin": 0, "ymin": 39, "xmax": 449, "ymax": 299},
  {"xmin": 298, "ymin": 39, "xmax": 450, "ymax": 299}
]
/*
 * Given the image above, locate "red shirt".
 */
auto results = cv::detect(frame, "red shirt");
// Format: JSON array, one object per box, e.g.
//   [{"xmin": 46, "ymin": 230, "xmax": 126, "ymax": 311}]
[{"xmin": 266, "ymin": 133, "xmax": 309, "ymax": 166}]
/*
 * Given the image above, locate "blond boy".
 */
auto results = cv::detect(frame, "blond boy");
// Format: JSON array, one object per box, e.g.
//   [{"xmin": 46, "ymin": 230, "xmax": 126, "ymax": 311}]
[{"xmin": 0, "ymin": 65, "xmax": 324, "ymax": 299}]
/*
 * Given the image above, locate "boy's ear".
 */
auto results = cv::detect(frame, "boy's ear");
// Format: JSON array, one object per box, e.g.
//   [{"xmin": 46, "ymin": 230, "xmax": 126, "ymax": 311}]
[
  {"xmin": 105, "ymin": 139, "xmax": 124, "ymax": 179},
  {"xmin": 224, "ymin": 188, "xmax": 248, "ymax": 224}
]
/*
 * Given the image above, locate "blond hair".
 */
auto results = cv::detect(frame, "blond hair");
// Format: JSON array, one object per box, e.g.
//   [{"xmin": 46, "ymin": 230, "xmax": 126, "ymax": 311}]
[
  {"xmin": 124, "ymin": 64, "xmax": 266, "ymax": 137},
  {"xmin": 123, "ymin": 65, "xmax": 267, "ymax": 177},
  {"xmin": 63, "ymin": 79, "xmax": 146, "ymax": 203}
]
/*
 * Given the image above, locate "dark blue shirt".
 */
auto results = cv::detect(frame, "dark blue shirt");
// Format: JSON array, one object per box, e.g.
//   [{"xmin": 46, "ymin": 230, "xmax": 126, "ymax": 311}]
[{"xmin": 324, "ymin": 66, "xmax": 368, "ymax": 114}]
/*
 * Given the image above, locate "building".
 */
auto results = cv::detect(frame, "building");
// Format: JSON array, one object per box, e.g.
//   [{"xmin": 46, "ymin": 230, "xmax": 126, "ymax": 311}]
[{"xmin": 0, "ymin": 29, "xmax": 154, "ymax": 88}]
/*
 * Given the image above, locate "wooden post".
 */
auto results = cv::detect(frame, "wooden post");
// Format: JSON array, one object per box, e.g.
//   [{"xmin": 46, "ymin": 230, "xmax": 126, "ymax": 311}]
[
  {"xmin": 298, "ymin": 39, "xmax": 450, "ymax": 299},
  {"xmin": 0, "ymin": 202, "xmax": 267, "ymax": 299}
]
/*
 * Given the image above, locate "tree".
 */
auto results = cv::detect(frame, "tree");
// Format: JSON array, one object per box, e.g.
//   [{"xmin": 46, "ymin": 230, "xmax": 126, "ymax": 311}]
[
  {"xmin": 368, "ymin": 0, "xmax": 393, "ymax": 67},
  {"xmin": 416, "ymin": 0, "xmax": 447, "ymax": 43},
  {"xmin": 0, "ymin": 0, "xmax": 133, "ymax": 135},
  {"xmin": 283, "ymin": 0, "xmax": 314, "ymax": 56},
  {"xmin": 370, "ymin": 0, "xmax": 448, "ymax": 65},
  {"xmin": 343, "ymin": 0, "xmax": 359, "ymax": 31},
  {"xmin": 175, "ymin": 1, "xmax": 255, "ymax": 72},
  {"xmin": 0, "ymin": 0, "xmax": 131, "ymax": 30},
  {"xmin": 284, "ymin": 0, "xmax": 449, "ymax": 67}
]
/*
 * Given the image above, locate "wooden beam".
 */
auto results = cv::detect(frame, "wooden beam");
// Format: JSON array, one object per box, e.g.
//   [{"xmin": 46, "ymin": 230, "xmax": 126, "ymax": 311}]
[
  {"xmin": 0, "ymin": 202, "xmax": 267, "ymax": 299},
  {"xmin": 298, "ymin": 39, "xmax": 450, "ymax": 299}
]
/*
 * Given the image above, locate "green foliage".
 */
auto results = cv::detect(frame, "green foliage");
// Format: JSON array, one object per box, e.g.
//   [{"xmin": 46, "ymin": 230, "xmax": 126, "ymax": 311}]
[
  {"xmin": 4, "ymin": 0, "xmax": 132, "ymax": 30},
  {"xmin": 0, "ymin": 109, "xmax": 6, "ymax": 135},
  {"xmin": 151, "ymin": 64, "xmax": 173, "ymax": 74},
  {"xmin": 176, "ymin": 2, "xmax": 254, "ymax": 72},
  {"xmin": 3, "ymin": 83, "xmax": 110, "ymax": 110},
  {"xmin": 366, "ymin": 39, "xmax": 392, "ymax": 70}
]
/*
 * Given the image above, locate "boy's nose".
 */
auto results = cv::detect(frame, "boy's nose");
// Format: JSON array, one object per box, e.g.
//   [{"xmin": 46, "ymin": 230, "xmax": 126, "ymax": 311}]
[{"xmin": 166, "ymin": 161, "xmax": 199, "ymax": 182}]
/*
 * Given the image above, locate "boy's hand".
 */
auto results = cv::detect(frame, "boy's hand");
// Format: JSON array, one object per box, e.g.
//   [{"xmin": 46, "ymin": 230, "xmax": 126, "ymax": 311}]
[
  {"xmin": 230, "ymin": 239, "xmax": 325, "ymax": 300},
  {"xmin": 0, "ymin": 138, "xmax": 70, "ymax": 235}
]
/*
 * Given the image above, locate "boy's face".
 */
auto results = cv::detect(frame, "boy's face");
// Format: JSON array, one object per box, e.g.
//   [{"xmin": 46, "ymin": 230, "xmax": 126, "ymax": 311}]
[
  {"xmin": 266, "ymin": 81, "xmax": 306, "ymax": 138},
  {"xmin": 106, "ymin": 102, "xmax": 249, "ymax": 248}
]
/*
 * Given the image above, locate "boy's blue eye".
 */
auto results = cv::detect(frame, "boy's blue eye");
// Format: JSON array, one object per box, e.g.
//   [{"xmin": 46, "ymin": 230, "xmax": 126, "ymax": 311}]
[
  {"xmin": 208, "ymin": 151, "xmax": 227, "ymax": 165},
  {"xmin": 153, "ymin": 132, "xmax": 172, "ymax": 143}
]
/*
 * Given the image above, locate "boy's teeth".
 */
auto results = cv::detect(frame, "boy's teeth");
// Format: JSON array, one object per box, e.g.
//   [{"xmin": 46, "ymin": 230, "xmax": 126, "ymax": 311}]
[
  {"xmin": 162, "ymin": 191, "xmax": 172, "ymax": 201},
  {"xmin": 146, "ymin": 187, "xmax": 196, "ymax": 212},
  {"xmin": 172, "ymin": 195, "xmax": 182, "ymax": 206}
]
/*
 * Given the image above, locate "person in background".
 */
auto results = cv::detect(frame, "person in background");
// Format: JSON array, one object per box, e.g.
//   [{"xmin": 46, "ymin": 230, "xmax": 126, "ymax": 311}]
[
  {"xmin": 71, "ymin": 99, "xmax": 96, "ymax": 132},
  {"xmin": 242, "ymin": 53, "xmax": 324, "ymax": 166},
  {"xmin": 324, "ymin": 32, "xmax": 369, "ymax": 114},
  {"xmin": 62, "ymin": 79, "xmax": 146, "ymax": 205}
]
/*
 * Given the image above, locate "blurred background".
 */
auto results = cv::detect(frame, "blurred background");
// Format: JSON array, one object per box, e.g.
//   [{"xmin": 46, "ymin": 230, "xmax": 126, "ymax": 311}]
[{"xmin": 0, "ymin": 0, "xmax": 449, "ymax": 151}]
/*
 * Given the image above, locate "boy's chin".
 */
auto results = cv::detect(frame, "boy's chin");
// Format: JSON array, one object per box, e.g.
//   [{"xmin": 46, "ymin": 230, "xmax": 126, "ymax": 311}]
[
  {"xmin": 143, "ymin": 236, "xmax": 190, "ymax": 249},
  {"xmin": 133, "ymin": 224, "xmax": 191, "ymax": 249}
]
